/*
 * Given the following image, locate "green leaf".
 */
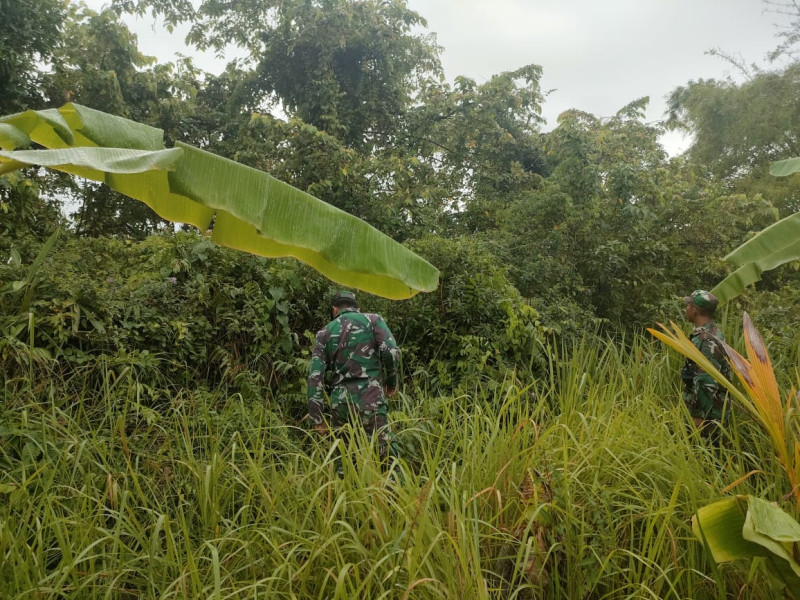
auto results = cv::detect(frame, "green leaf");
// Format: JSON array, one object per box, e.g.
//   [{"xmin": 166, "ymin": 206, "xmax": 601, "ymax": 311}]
[
  {"xmin": 20, "ymin": 229, "xmax": 60, "ymax": 312},
  {"xmin": 692, "ymin": 496, "xmax": 766, "ymax": 562},
  {"xmin": 0, "ymin": 103, "xmax": 438, "ymax": 299},
  {"xmin": 770, "ymin": 157, "xmax": 800, "ymax": 177},
  {"xmin": 744, "ymin": 497, "xmax": 800, "ymax": 596},
  {"xmin": 61, "ymin": 103, "xmax": 165, "ymax": 151},
  {"xmin": 8, "ymin": 247, "xmax": 21, "ymax": 266},
  {"xmin": 0, "ymin": 147, "xmax": 183, "ymax": 178},
  {"xmin": 712, "ymin": 212, "xmax": 800, "ymax": 303},
  {"xmin": 693, "ymin": 495, "xmax": 800, "ymax": 598},
  {"xmin": 0, "ymin": 123, "xmax": 30, "ymax": 150},
  {"xmin": 744, "ymin": 496, "xmax": 800, "ymax": 575},
  {"xmin": 169, "ymin": 143, "xmax": 436, "ymax": 299},
  {"xmin": 0, "ymin": 107, "xmax": 75, "ymax": 147}
]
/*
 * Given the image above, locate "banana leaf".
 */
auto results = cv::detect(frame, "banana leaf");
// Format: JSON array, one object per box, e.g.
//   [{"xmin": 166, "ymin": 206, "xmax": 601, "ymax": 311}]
[
  {"xmin": 770, "ymin": 157, "xmax": 800, "ymax": 178},
  {"xmin": 711, "ymin": 156, "xmax": 800, "ymax": 304},
  {"xmin": 712, "ymin": 212, "xmax": 800, "ymax": 304},
  {"xmin": 0, "ymin": 103, "xmax": 438, "ymax": 300},
  {"xmin": 693, "ymin": 495, "xmax": 800, "ymax": 598}
]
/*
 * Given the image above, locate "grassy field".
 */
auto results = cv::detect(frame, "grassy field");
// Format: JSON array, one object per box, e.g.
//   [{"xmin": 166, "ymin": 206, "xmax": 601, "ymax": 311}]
[{"xmin": 0, "ymin": 336, "xmax": 789, "ymax": 599}]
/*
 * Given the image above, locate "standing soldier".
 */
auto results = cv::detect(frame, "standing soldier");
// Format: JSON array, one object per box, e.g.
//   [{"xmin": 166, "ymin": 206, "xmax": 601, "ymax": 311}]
[
  {"xmin": 681, "ymin": 290, "xmax": 730, "ymax": 441},
  {"xmin": 307, "ymin": 290, "xmax": 401, "ymax": 461}
]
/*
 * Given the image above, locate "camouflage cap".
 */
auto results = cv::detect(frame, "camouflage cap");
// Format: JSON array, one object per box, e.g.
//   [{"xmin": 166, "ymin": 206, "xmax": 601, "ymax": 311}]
[
  {"xmin": 331, "ymin": 290, "xmax": 358, "ymax": 307},
  {"xmin": 683, "ymin": 289, "xmax": 718, "ymax": 312}
]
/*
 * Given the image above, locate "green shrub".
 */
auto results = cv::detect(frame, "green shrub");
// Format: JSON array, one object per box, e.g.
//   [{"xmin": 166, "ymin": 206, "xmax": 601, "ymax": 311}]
[
  {"xmin": 370, "ymin": 235, "xmax": 549, "ymax": 391},
  {"xmin": 0, "ymin": 232, "xmax": 319, "ymax": 405}
]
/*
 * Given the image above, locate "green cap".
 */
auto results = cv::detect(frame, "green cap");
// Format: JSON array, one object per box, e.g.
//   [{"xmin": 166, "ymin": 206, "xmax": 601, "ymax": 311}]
[
  {"xmin": 683, "ymin": 289, "xmax": 718, "ymax": 312},
  {"xmin": 331, "ymin": 290, "xmax": 358, "ymax": 307}
]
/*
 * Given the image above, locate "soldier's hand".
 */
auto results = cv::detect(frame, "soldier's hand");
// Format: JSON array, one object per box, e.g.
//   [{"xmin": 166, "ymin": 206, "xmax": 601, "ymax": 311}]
[
  {"xmin": 313, "ymin": 422, "xmax": 329, "ymax": 436},
  {"xmin": 384, "ymin": 386, "xmax": 397, "ymax": 398}
]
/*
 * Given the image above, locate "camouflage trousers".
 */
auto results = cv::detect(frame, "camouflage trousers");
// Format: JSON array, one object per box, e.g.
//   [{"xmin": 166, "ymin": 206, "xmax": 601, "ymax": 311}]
[{"xmin": 330, "ymin": 400, "xmax": 394, "ymax": 464}]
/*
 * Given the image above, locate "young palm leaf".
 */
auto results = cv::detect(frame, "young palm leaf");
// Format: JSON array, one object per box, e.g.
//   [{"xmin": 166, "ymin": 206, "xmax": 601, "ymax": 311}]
[
  {"xmin": 649, "ymin": 313, "xmax": 800, "ymax": 507},
  {"xmin": 647, "ymin": 320, "xmax": 749, "ymax": 408}
]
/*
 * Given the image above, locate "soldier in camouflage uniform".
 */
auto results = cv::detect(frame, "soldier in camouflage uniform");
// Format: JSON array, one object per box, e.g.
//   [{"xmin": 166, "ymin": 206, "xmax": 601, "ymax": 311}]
[
  {"xmin": 307, "ymin": 290, "xmax": 401, "ymax": 460},
  {"xmin": 681, "ymin": 290, "xmax": 731, "ymax": 441}
]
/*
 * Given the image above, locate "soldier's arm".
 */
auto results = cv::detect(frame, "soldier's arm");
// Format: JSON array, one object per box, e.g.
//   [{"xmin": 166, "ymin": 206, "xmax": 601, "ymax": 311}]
[
  {"xmin": 307, "ymin": 329, "xmax": 330, "ymax": 425},
  {"xmin": 372, "ymin": 315, "xmax": 401, "ymax": 388},
  {"xmin": 700, "ymin": 338, "xmax": 723, "ymax": 373},
  {"xmin": 693, "ymin": 339, "xmax": 722, "ymax": 419},
  {"xmin": 693, "ymin": 373, "xmax": 716, "ymax": 419}
]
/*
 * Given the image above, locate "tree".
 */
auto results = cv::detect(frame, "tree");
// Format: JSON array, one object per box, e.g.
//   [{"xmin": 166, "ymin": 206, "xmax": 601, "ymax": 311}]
[
  {"xmin": 114, "ymin": 0, "xmax": 442, "ymax": 149},
  {"xmin": 0, "ymin": 0, "xmax": 65, "ymax": 114},
  {"xmin": 765, "ymin": 0, "xmax": 800, "ymax": 62},
  {"xmin": 109, "ymin": 0, "xmax": 449, "ymax": 238},
  {"xmin": 711, "ymin": 157, "xmax": 800, "ymax": 303},
  {"xmin": 254, "ymin": 0, "xmax": 441, "ymax": 148},
  {"xmin": 496, "ymin": 99, "xmax": 777, "ymax": 330},
  {"xmin": 407, "ymin": 65, "xmax": 549, "ymax": 234},
  {"xmin": 666, "ymin": 64, "xmax": 800, "ymax": 216}
]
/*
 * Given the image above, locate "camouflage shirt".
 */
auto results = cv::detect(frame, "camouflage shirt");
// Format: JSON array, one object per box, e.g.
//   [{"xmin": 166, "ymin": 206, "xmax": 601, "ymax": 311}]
[
  {"xmin": 682, "ymin": 321, "xmax": 730, "ymax": 421},
  {"xmin": 307, "ymin": 308, "xmax": 401, "ymax": 426}
]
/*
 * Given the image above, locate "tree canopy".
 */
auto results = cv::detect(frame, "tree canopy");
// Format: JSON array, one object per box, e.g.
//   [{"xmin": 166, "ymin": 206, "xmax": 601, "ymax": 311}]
[{"xmin": 2, "ymin": 0, "xmax": 799, "ymax": 336}]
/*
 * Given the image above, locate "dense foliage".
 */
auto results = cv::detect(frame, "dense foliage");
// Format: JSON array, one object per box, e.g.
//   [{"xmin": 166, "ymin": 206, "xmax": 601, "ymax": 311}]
[
  {"xmin": 1, "ymin": 334, "xmax": 791, "ymax": 598},
  {"xmin": 4, "ymin": 0, "xmax": 800, "ymax": 597}
]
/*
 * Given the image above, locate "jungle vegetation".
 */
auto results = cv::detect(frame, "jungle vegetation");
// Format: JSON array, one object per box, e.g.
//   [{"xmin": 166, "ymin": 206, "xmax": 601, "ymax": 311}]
[{"xmin": 3, "ymin": 0, "xmax": 800, "ymax": 597}]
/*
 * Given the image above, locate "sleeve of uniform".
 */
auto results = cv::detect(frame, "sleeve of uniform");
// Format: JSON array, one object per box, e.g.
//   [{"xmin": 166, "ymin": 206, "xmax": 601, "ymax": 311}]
[
  {"xmin": 693, "ymin": 338, "xmax": 723, "ymax": 419},
  {"xmin": 307, "ymin": 328, "xmax": 329, "ymax": 425},
  {"xmin": 372, "ymin": 315, "xmax": 401, "ymax": 388}
]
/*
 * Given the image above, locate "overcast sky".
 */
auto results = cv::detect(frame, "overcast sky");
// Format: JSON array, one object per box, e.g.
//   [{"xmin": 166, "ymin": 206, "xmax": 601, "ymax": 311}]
[{"xmin": 83, "ymin": 0, "xmax": 794, "ymax": 154}]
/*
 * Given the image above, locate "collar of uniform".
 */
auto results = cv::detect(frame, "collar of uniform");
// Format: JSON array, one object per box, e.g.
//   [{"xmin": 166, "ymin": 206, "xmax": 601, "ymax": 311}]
[{"xmin": 338, "ymin": 307, "xmax": 360, "ymax": 315}]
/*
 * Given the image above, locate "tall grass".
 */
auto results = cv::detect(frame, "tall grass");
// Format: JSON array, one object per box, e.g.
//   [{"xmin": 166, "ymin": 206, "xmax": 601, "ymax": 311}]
[{"xmin": 0, "ymin": 336, "xmax": 784, "ymax": 598}]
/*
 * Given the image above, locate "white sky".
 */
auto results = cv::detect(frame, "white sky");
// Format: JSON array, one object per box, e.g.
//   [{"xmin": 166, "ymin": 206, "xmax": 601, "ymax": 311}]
[{"xmin": 82, "ymin": 0, "xmax": 794, "ymax": 155}]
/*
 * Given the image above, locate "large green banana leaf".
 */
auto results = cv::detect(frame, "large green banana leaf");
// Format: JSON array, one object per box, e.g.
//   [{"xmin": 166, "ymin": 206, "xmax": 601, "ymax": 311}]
[
  {"xmin": 711, "ymin": 212, "xmax": 800, "ymax": 303},
  {"xmin": 693, "ymin": 495, "xmax": 800, "ymax": 597},
  {"xmin": 712, "ymin": 157, "xmax": 800, "ymax": 303},
  {"xmin": 770, "ymin": 157, "xmax": 800, "ymax": 178},
  {"xmin": 0, "ymin": 103, "xmax": 439, "ymax": 300}
]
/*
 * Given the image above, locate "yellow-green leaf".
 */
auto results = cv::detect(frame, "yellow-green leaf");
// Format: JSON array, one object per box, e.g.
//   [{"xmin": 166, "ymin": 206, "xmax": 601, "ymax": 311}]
[
  {"xmin": 693, "ymin": 495, "xmax": 800, "ymax": 597},
  {"xmin": 0, "ymin": 123, "xmax": 30, "ymax": 150},
  {"xmin": 743, "ymin": 496, "xmax": 800, "ymax": 579},
  {"xmin": 693, "ymin": 496, "xmax": 764, "ymax": 562},
  {"xmin": 0, "ymin": 103, "xmax": 439, "ymax": 299}
]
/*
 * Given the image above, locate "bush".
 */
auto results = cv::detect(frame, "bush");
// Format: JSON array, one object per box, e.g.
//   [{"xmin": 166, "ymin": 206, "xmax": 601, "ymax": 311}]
[
  {"xmin": 368, "ymin": 235, "xmax": 549, "ymax": 391},
  {"xmin": 0, "ymin": 231, "xmax": 324, "ymax": 408}
]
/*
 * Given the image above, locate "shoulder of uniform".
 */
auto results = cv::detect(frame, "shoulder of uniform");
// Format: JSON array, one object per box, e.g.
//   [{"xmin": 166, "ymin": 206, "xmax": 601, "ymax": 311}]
[{"xmin": 693, "ymin": 325, "xmax": 723, "ymax": 347}]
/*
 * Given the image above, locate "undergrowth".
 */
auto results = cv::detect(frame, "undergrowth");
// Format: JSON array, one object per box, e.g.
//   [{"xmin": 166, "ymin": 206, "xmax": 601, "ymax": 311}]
[{"xmin": 0, "ymin": 336, "xmax": 787, "ymax": 599}]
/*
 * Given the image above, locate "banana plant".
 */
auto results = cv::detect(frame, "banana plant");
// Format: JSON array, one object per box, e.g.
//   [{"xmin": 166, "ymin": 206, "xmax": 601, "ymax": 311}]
[
  {"xmin": 0, "ymin": 103, "xmax": 439, "ymax": 300},
  {"xmin": 650, "ymin": 314, "xmax": 800, "ymax": 597},
  {"xmin": 712, "ymin": 157, "xmax": 800, "ymax": 304}
]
